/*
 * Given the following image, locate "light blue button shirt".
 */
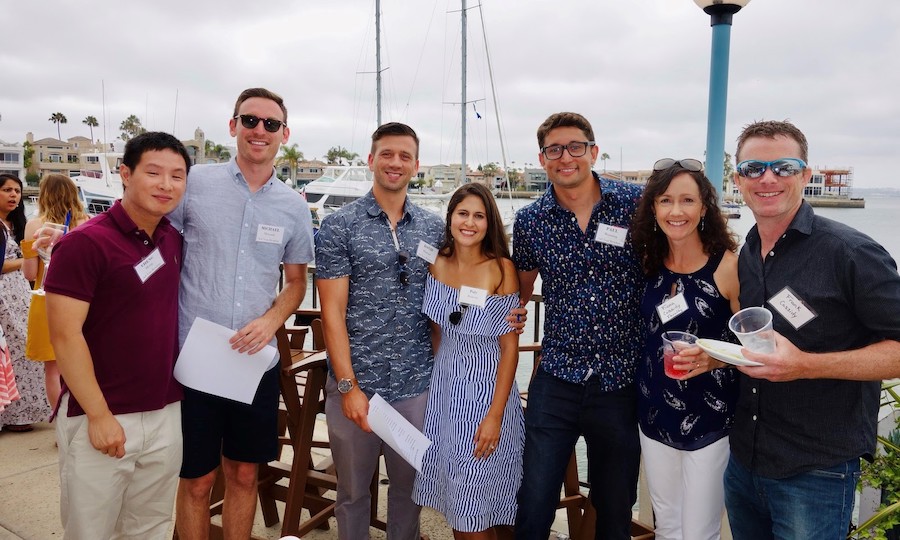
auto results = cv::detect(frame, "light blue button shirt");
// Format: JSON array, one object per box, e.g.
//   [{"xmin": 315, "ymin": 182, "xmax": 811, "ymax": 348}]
[{"xmin": 170, "ymin": 158, "xmax": 315, "ymax": 370}]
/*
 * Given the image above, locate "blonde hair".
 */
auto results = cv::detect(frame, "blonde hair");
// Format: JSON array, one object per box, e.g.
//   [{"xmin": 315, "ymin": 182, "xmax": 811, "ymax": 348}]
[{"xmin": 38, "ymin": 174, "xmax": 89, "ymax": 225}]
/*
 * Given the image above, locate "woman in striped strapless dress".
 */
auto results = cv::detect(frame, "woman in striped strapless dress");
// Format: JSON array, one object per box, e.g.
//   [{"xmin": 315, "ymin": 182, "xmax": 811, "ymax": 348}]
[{"xmin": 412, "ymin": 183, "xmax": 523, "ymax": 539}]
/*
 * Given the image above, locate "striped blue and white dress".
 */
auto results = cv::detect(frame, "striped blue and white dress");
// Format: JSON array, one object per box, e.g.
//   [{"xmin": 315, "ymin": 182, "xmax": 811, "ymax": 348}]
[{"xmin": 412, "ymin": 274, "xmax": 524, "ymax": 532}]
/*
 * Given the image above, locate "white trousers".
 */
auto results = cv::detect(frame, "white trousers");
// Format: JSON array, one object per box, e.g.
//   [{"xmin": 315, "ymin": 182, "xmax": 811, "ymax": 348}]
[
  {"xmin": 57, "ymin": 398, "xmax": 182, "ymax": 540},
  {"xmin": 639, "ymin": 430, "xmax": 729, "ymax": 540}
]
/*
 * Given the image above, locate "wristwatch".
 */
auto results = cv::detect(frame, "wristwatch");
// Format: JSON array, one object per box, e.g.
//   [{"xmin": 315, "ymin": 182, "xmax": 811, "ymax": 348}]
[{"xmin": 337, "ymin": 377, "xmax": 357, "ymax": 394}]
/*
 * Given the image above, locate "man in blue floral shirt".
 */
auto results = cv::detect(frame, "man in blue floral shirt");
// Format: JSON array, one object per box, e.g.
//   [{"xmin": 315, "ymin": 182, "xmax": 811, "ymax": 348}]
[
  {"xmin": 315, "ymin": 122, "xmax": 444, "ymax": 539},
  {"xmin": 513, "ymin": 112, "xmax": 645, "ymax": 540}
]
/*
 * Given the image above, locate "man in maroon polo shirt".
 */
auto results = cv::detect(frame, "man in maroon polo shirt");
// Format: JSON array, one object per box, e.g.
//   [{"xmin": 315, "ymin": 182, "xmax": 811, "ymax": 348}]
[{"xmin": 45, "ymin": 131, "xmax": 191, "ymax": 539}]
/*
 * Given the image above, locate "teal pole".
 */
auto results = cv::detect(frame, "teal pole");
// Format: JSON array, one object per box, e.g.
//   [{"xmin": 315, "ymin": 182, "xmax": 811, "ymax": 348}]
[
  {"xmin": 700, "ymin": 4, "xmax": 746, "ymax": 202},
  {"xmin": 706, "ymin": 21, "xmax": 731, "ymax": 202}
]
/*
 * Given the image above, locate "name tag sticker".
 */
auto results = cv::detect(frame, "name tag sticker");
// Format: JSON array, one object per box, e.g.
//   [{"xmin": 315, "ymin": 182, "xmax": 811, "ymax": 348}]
[
  {"xmin": 459, "ymin": 286, "xmax": 488, "ymax": 308},
  {"xmin": 416, "ymin": 240, "xmax": 439, "ymax": 264},
  {"xmin": 768, "ymin": 286, "xmax": 817, "ymax": 330},
  {"xmin": 656, "ymin": 292, "xmax": 689, "ymax": 324},
  {"xmin": 256, "ymin": 224, "xmax": 284, "ymax": 244},
  {"xmin": 594, "ymin": 223, "xmax": 628, "ymax": 247},
  {"xmin": 134, "ymin": 247, "xmax": 165, "ymax": 283}
]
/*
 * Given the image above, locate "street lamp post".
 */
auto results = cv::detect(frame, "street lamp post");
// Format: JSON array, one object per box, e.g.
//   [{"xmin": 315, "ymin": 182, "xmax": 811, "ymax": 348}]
[{"xmin": 694, "ymin": 0, "xmax": 750, "ymax": 202}]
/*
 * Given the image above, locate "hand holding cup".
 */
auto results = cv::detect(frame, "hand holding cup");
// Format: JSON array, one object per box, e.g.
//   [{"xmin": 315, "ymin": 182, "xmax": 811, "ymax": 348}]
[
  {"xmin": 31, "ymin": 222, "xmax": 68, "ymax": 296},
  {"xmin": 662, "ymin": 331, "xmax": 699, "ymax": 379},
  {"xmin": 728, "ymin": 307, "xmax": 776, "ymax": 354},
  {"xmin": 33, "ymin": 222, "xmax": 67, "ymax": 261}
]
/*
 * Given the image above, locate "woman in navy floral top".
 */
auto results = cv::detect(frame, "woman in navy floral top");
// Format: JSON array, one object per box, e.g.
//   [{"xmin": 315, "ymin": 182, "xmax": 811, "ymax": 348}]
[{"xmin": 631, "ymin": 159, "xmax": 740, "ymax": 540}]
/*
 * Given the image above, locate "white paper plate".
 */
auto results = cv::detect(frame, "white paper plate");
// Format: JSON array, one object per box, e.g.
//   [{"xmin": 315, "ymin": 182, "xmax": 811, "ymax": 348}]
[{"xmin": 697, "ymin": 338, "xmax": 764, "ymax": 367}]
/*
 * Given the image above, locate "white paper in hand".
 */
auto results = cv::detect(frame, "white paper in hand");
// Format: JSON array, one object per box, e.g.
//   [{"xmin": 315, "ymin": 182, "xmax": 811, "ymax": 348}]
[
  {"xmin": 174, "ymin": 317, "xmax": 276, "ymax": 404},
  {"xmin": 367, "ymin": 393, "xmax": 432, "ymax": 472}
]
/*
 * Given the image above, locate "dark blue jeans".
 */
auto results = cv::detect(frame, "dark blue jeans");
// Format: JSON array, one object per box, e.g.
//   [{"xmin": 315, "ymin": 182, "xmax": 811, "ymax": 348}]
[
  {"xmin": 514, "ymin": 369, "xmax": 640, "ymax": 540},
  {"xmin": 724, "ymin": 454, "xmax": 860, "ymax": 540}
]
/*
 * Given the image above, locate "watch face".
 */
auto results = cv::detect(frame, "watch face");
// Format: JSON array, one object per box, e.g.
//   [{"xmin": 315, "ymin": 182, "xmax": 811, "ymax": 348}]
[{"xmin": 338, "ymin": 379, "xmax": 353, "ymax": 393}]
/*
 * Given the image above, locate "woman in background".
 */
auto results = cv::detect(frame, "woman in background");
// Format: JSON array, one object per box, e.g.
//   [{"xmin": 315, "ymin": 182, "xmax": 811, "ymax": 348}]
[
  {"xmin": 631, "ymin": 158, "xmax": 740, "ymax": 540},
  {"xmin": 22, "ymin": 173, "xmax": 90, "ymax": 409},
  {"xmin": 413, "ymin": 183, "xmax": 522, "ymax": 539},
  {"xmin": 0, "ymin": 174, "xmax": 50, "ymax": 432},
  {"xmin": 0, "ymin": 219, "xmax": 19, "ymax": 415}
]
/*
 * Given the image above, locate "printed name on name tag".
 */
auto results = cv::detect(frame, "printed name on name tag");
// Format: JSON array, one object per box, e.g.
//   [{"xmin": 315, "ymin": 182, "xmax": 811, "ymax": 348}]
[
  {"xmin": 256, "ymin": 224, "xmax": 285, "ymax": 244},
  {"xmin": 459, "ymin": 286, "xmax": 488, "ymax": 308},
  {"xmin": 416, "ymin": 240, "xmax": 439, "ymax": 264},
  {"xmin": 594, "ymin": 223, "xmax": 628, "ymax": 247},
  {"xmin": 134, "ymin": 247, "xmax": 165, "ymax": 283}
]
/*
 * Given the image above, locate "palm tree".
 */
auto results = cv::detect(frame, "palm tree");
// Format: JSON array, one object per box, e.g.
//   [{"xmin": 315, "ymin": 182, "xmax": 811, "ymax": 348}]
[
  {"xmin": 326, "ymin": 146, "xmax": 358, "ymax": 165},
  {"xmin": 278, "ymin": 144, "xmax": 304, "ymax": 185},
  {"xmin": 82, "ymin": 116, "xmax": 99, "ymax": 142},
  {"xmin": 213, "ymin": 145, "xmax": 231, "ymax": 162},
  {"xmin": 49, "ymin": 112, "xmax": 68, "ymax": 140},
  {"xmin": 119, "ymin": 114, "xmax": 146, "ymax": 142},
  {"xmin": 600, "ymin": 152, "xmax": 611, "ymax": 172}
]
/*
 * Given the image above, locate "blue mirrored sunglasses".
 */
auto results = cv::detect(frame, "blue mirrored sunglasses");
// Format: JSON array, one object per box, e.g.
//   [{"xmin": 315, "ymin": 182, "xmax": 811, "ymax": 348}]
[{"xmin": 736, "ymin": 158, "xmax": 806, "ymax": 179}]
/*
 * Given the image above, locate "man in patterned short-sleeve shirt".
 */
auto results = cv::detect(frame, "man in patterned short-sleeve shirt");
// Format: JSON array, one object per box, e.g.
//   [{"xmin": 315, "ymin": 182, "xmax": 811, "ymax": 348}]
[
  {"xmin": 513, "ymin": 112, "xmax": 645, "ymax": 540},
  {"xmin": 315, "ymin": 122, "xmax": 444, "ymax": 539}
]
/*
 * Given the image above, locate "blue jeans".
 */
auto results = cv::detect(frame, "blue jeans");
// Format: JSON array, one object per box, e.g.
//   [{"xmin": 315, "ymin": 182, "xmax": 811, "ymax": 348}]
[
  {"xmin": 724, "ymin": 454, "xmax": 860, "ymax": 540},
  {"xmin": 514, "ymin": 370, "xmax": 640, "ymax": 540}
]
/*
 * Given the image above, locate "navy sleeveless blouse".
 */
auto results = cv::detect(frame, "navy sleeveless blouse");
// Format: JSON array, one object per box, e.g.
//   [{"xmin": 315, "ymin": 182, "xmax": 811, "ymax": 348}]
[{"xmin": 637, "ymin": 250, "xmax": 739, "ymax": 451}]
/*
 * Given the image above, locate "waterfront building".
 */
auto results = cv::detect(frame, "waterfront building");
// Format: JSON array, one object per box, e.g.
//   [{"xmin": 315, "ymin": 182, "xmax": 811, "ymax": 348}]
[
  {"xmin": 287, "ymin": 159, "xmax": 327, "ymax": 188},
  {"xmin": 24, "ymin": 132, "xmax": 116, "ymax": 178},
  {"xmin": 0, "ymin": 140, "xmax": 25, "ymax": 179},
  {"xmin": 181, "ymin": 128, "xmax": 209, "ymax": 165}
]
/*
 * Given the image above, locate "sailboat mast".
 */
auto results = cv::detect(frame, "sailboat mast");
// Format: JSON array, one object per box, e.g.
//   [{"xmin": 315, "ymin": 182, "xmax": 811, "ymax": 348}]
[
  {"xmin": 375, "ymin": 0, "xmax": 383, "ymax": 126},
  {"xmin": 460, "ymin": 0, "xmax": 467, "ymax": 184},
  {"xmin": 477, "ymin": 3, "xmax": 509, "ymax": 185}
]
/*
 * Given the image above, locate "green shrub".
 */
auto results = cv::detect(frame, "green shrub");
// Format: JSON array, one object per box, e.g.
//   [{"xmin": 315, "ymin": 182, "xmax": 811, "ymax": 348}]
[{"xmin": 852, "ymin": 382, "xmax": 900, "ymax": 540}]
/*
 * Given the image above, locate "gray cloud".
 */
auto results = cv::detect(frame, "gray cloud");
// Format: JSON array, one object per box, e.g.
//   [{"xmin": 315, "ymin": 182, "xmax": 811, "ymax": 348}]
[{"xmin": 2, "ymin": 0, "xmax": 897, "ymax": 187}]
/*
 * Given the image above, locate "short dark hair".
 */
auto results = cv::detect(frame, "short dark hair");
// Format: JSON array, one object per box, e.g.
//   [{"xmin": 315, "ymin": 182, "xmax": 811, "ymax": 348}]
[
  {"xmin": 122, "ymin": 132, "xmax": 192, "ymax": 175},
  {"xmin": 0, "ymin": 174, "xmax": 26, "ymax": 244},
  {"xmin": 536, "ymin": 112, "xmax": 595, "ymax": 149},
  {"xmin": 735, "ymin": 120, "xmax": 808, "ymax": 163},
  {"xmin": 370, "ymin": 122, "xmax": 420, "ymax": 159},
  {"xmin": 439, "ymin": 182, "xmax": 511, "ymax": 290},
  {"xmin": 632, "ymin": 164, "xmax": 737, "ymax": 276},
  {"xmin": 233, "ymin": 88, "xmax": 288, "ymax": 124}
]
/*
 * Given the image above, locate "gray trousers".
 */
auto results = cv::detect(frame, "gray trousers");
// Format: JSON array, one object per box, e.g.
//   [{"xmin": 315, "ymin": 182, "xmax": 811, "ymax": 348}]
[{"xmin": 325, "ymin": 376, "xmax": 428, "ymax": 540}]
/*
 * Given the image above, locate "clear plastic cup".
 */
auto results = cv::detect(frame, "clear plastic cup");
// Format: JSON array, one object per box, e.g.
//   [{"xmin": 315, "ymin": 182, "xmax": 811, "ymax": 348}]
[
  {"xmin": 728, "ymin": 307, "xmax": 776, "ymax": 353},
  {"xmin": 662, "ymin": 331, "xmax": 698, "ymax": 379}
]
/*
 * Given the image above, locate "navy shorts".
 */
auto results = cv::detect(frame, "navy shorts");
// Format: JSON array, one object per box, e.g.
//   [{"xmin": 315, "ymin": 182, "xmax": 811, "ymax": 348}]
[{"xmin": 180, "ymin": 365, "xmax": 280, "ymax": 479}]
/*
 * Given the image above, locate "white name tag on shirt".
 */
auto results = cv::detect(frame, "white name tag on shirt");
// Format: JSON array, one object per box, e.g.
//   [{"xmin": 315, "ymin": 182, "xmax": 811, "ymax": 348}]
[
  {"xmin": 459, "ymin": 286, "xmax": 487, "ymax": 308},
  {"xmin": 594, "ymin": 223, "xmax": 628, "ymax": 247},
  {"xmin": 656, "ymin": 292, "xmax": 689, "ymax": 324},
  {"xmin": 768, "ymin": 286, "xmax": 817, "ymax": 329},
  {"xmin": 416, "ymin": 240, "xmax": 439, "ymax": 264},
  {"xmin": 134, "ymin": 247, "xmax": 165, "ymax": 284},
  {"xmin": 256, "ymin": 224, "xmax": 284, "ymax": 244}
]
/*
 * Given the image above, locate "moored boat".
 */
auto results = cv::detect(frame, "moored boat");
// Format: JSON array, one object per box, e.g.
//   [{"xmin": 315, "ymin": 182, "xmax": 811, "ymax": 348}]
[{"xmin": 69, "ymin": 152, "xmax": 123, "ymax": 215}]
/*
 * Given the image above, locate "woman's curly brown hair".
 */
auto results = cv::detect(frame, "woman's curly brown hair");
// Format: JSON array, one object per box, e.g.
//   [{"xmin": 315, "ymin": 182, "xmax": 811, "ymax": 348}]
[{"xmin": 632, "ymin": 164, "xmax": 737, "ymax": 276}]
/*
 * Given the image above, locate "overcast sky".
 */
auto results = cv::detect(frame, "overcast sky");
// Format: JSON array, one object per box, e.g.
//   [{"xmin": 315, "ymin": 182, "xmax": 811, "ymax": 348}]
[{"xmin": 2, "ymin": 1, "xmax": 898, "ymax": 187}]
